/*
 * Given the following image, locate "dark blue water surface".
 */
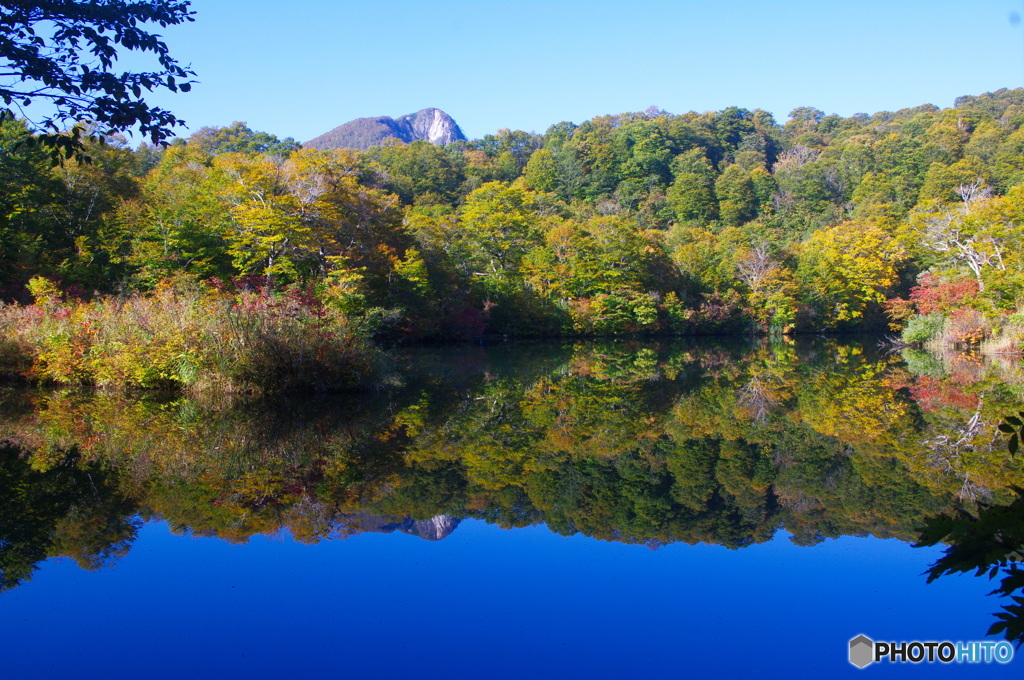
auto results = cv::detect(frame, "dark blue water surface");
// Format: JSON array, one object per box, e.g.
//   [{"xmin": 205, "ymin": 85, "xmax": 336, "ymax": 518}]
[
  {"xmin": 0, "ymin": 518, "xmax": 1016, "ymax": 679},
  {"xmin": 2, "ymin": 339, "xmax": 1023, "ymax": 677}
]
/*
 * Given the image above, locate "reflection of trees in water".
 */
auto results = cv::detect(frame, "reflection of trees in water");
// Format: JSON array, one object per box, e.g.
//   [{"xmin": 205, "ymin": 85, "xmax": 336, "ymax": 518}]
[
  {"xmin": 735, "ymin": 343, "xmax": 797, "ymax": 423},
  {"xmin": 896, "ymin": 346, "xmax": 1024, "ymax": 498},
  {"xmin": 921, "ymin": 396, "xmax": 999, "ymax": 502},
  {"xmin": 0, "ymin": 443, "xmax": 138, "ymax": 592},
  {"xmin": 917, "ymin": 488, "xmax": 1024, "ymax": 645},
  {"xmin": 1, "ymin": 339, "xmax": 1023, "ymax": 589},
  {"xmin": 736, "ymin": 376, "xmax": 779, "ymax": 422}
]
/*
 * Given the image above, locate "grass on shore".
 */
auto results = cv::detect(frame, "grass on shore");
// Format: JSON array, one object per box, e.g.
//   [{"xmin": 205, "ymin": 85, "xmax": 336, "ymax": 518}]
[{"xmin": 0, "ymin": 277, "xmax": 385, "ymax": 394}]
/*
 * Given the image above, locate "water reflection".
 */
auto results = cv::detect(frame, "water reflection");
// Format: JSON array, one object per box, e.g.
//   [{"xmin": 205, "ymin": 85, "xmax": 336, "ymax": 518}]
[
  {"xmin": 1, "ymin": 338, "xmax": 1023, "ymax": 600},
  {"xmin": 916, "ymin": 487, "xmax": 1024, "ymax": 646},
  {"xmin": 0, "ymin": 443, "xmax": 138, "ymax": 591}
]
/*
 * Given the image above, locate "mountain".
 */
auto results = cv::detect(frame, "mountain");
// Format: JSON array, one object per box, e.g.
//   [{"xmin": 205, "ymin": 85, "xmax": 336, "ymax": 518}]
[
  {"xmin": 344, "ymin": 513, "xmax": 462, "ymax": 541},
  {"xmin": 305, "ymin": 108, "xmax": 467, "ymax": 150}
]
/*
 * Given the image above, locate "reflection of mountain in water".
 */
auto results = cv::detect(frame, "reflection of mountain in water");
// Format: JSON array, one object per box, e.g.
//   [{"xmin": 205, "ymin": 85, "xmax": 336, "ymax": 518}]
[
  {"xmin": 350, "ymin": 514, "xmax": 461, "ymax": 541},
  {"xmin": 2, "ymin": 338, "xmax": 1023, "ymax": 591}
]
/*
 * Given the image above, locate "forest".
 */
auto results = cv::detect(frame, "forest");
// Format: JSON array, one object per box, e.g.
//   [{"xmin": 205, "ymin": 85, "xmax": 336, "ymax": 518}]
[
  {"xmin": 3, "ymin": 338, "xmax": 1021, "ymax": 590},
  {"xmin": 5, "ymin": 89, "xmax": 1024, "ymax": 390}
]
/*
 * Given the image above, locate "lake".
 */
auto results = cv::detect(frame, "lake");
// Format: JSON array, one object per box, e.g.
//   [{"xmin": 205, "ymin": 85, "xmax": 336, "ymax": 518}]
[{"xmin": 1, "ymin": 337, "xmax": 1022, "ymax": 678}]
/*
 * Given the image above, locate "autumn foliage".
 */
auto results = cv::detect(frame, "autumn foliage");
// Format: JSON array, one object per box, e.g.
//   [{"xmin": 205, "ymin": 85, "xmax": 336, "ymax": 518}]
[
  {"xmin": 0, "ymin": 276, "xmax": 382, "ymax": 393},
  {"xmin": 6, "ymin": 89, "xmax": 1024, "ymax": 359}
]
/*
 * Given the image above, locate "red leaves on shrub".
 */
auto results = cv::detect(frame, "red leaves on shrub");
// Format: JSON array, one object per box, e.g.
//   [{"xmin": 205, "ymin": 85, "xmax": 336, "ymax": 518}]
[{"xmin": 909, "ymin": 275, "xmax": 981, "ymax": 315}]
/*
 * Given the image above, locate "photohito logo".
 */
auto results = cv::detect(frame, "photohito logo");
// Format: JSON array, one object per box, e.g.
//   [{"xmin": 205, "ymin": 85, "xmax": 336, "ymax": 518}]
[{"xmin": 848, "ymin": 634, "xmax": 1014, "ymax": 668}]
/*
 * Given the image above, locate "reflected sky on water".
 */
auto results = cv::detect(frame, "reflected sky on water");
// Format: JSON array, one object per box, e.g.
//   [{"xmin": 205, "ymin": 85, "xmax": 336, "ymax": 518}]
[{"xmin": 0, "ymin": 518, "xmax": 1017, "ymax": 679}]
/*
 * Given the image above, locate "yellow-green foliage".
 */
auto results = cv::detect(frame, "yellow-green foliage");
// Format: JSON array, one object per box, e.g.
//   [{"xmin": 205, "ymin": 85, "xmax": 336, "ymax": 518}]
[
  {"xmin": 0, "ymin": 303, "xmax": 38, "ymax": 377},
  {"xmin": 0, "ymin": 277, "xmax": 381, "ymax": 393}
]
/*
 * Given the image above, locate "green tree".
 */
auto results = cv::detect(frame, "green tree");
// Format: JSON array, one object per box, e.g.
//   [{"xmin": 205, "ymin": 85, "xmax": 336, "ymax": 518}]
[
  {"xmin": 40, "ymin": 132, "xmax": 143, "ymax": 288},
  {"xmin": 713, "ymin": 106, "xmax": 756, "ymax": 150},
  {"xmin": 666, "ymin": 149, "xmax": 717, "ymax": 224},
  {"xmin": 523, "ymin": 146, "xmax": 585, "ymax": 201},
  {"xmin": 125, "ymin": 142, "xmax": 233, "ymax": 285},
  {"xmin": 367, "ymin": 139, "xmax": 465, "ymax": 205},
  {"xmin": 467, "ymin": 129, "xmax": 541, "ymax": 182},
  {"xmin": 772, "ymin": 145, "xmax": 846, "ymax": 232},
  {"xmin": 187, "ymin": 122, "xmax": 300, "ymax": 157},
  {"xmin": 917, "ymin": 157, "xmax": 989, "ymax": 204},
  {"xmin": 0, "ymin": 116, "xmax": 61, "ymax": 292},
  {"xmin": 715, "ymin": 164, "xmax": 757, "ymax": 226}
]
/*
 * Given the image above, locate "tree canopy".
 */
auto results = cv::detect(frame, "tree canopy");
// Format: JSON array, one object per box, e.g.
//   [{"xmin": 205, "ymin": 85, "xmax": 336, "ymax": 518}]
[
  {"xmin": 0, "ymin": 0, "xmax": 195, "ymax": 160},
  {"xmin": 8, "ymin": 87, "xmax": 1024, "ymax": 344}
]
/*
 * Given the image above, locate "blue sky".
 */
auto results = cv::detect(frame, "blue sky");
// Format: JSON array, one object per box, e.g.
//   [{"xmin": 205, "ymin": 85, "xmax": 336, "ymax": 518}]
[{"xmin": 141, "ymin": 0, "xmax": 1024, "ymax": 142}]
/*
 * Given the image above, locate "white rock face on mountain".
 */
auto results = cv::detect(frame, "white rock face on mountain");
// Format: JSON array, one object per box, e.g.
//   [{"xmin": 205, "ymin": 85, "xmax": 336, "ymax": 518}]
[
  {"xmin": 305, "ymin": 108, "xmax": 466, "ymax": 150},
  {"xmin": 398, "ymin": 108, "xmax": 466, "ymax": 146},
  {"xmin": 407, "ymin": 514, "xmax": 460, "ymax": 541},
  {"xmin": 343, "ymin": 512, "xmax": 462, "ymax": 541}
]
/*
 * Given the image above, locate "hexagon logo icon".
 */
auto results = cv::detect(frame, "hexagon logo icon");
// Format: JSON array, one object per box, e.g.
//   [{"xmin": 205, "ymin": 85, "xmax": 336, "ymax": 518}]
[{"xmin": 849, "ymin": 634, "xmax": 874, "ymax": 669}]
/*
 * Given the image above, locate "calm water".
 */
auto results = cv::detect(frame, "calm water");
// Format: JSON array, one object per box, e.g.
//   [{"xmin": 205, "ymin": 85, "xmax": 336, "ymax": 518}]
[{"xmin": 1, "ymin": 338, "xmax": 1022, "ymax": 678}]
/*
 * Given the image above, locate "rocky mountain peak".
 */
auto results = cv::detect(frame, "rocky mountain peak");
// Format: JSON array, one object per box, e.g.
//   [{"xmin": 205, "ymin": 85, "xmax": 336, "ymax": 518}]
[
  {"xmin": 395, "ymin": 108, "xmax": 465, "ymax": 146},
  {"xmin": 305, "ymin": 108, "xmax": 466, "ymax": 151}
]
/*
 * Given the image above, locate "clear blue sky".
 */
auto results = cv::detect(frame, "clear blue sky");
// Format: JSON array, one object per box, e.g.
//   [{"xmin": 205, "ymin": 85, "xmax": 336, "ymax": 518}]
[{"xmin": 143, "ymin": 0, "xmax": 1024, "ymax": 142}]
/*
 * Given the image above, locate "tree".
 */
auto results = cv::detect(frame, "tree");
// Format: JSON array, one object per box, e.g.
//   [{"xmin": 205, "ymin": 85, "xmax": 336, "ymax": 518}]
[
  {"xmin": 40, "ymin": 130, "xmax": 142, "ymax": 288},
  {"xmin": 458, "ymin": 181, "xmax": 551, "ymax": 279},
  {"xmin": 785, "ymin": 106, "xmax": 826, "ymax": 144},
  {"xmin": 367, "ymin": 139, "xmax": 465, "ymax": 205},
  {"xmin": 798, "ymin": 221, "xmax": 906, "ymax": 327},
  {"xmin": 715, "ymin": 164, "xmax": 758, "ymax": 226},
  {"xmin": 906, "ymin": 184, "xmax": 1024, "ymax": 299},
  {"xmin": 186, "ymin": 122, "xmax": 300, "ymax": 157},
  {"xmin": 734, "ymin": 241, "xmax": 797, "ymax": 331},
  {"xmin": 666, "ymin": 149, "xmax": 717, "ymax": 224},
  {"xmin": 125, "ymin": 142, "xmax": 234, "ymax": 285},
  {"xmin": 472, "ymin": 129, "xmax": 541, "ymax": 179},
  {"xmin": 213, "ymin": 153, "xmax": 307, "ymax": 282},
  {"xmin": 523, "ymin": 147, "xmax": 585, "ymax": 201},
  {"xmin": 210, "ymin": 148, "xmax": 406, "ymax": 294},
  {"xmin": 0, "ymin": 0, "xmax": 195, "ymax": 161},
  {"xmin": 0, "ymin": 115, "xmax": 61, "ymax": 292}
]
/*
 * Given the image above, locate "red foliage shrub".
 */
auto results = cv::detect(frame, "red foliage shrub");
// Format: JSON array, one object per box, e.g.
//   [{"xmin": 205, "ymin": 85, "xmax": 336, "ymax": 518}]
[{"xmin": 908, "ymin": 275, "xmax": 980, "ymax": 315}]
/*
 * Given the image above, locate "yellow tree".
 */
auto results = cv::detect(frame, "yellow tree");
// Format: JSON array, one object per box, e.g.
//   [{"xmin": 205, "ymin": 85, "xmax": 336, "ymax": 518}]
[
  {"xmin": 283, "ymin": 148, "xmax": 405, "ymax": 285},
  {"xmin": 214, "ymin": 149, "xmax": 405, "ymax": 292},
  {"xmin": 734, "ymin": 242, "xmax": 798, "ymax": 332},
  {"xmin": 797, "ymin": 221, "xmax": 906, "ymax": 328},
  {"xmin": 458, "ymin": 181, "xmax": 552, "ymax": 277},
  {"xmin": 214, "ymin": 152, "xmax": 309, "ymax": 281}
]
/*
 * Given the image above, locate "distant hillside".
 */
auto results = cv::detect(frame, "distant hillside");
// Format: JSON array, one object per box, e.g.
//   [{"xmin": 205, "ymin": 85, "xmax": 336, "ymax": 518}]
[{"xmin": 305, "ymin": 108, "xmax": 466, "ymax": 150}]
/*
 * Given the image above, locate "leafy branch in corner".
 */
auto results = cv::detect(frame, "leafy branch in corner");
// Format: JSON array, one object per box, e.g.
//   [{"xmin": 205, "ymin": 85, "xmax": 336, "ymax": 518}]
[
  {"xmin": 999, "ymin": 411, "xmax": 1024, "ymax": 455},
  {"xmin": 0, "ymin": 0, "xmax": 196, "ymax": 163}
]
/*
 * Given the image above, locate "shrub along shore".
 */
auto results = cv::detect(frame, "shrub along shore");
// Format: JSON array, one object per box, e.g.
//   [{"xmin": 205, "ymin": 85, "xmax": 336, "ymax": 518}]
[
  {"xmin": 0, "ymin": 277, "xmax": 384, "ymax": 393},
  {"xmin": 3, "ymin": 272, "xmax": 1022, "ymax": 396}
]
